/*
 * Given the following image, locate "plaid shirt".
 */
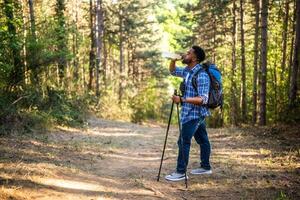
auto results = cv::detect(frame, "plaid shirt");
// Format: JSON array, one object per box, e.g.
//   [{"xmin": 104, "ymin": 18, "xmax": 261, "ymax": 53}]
[{"xmin": 171, "ymin": 63, "xmax": 210, "ymax": 124}]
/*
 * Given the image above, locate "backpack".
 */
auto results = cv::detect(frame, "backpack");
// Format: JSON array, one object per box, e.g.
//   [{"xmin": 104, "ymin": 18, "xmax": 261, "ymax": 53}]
[{"xmin": 192, "ymin": 62, "xmax": 223, "ymax": 109}]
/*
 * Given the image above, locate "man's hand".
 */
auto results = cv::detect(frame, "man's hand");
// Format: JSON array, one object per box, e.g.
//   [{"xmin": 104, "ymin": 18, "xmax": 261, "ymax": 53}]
[
  {"xmin": 169, "ymin": 60, "xmax": 177, "ymax": 73},
  {"xmin": 172, "ymin": 95, "xmax": 181, "ymax": 104}
]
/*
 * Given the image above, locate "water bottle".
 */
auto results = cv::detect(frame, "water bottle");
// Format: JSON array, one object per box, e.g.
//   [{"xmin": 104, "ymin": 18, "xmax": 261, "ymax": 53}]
[{"xmin": 162, "ymin": 51, "xmax": 183, "ymax": 60}]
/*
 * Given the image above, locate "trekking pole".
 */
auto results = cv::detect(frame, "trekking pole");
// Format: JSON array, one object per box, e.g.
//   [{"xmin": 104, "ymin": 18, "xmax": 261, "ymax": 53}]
[
  {"xmin": 176, "ymin": 97, "xmax": 188, "ymax": 188},
  {"xmin": 157, "ymin": 90, "xmax": 176, "ymax": 182}
]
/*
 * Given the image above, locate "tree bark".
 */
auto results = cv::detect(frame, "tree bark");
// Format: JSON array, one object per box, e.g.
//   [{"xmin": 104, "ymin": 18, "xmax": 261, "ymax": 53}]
[
  {"xmin": 119, "ymin": 6, "xmax": 124, "ymax": 104},
  {"xmin": 240, "ymin": 0, "xmax": 247, "ymax": 122},
  {"xmin": 287, "ymin": 0, "xmax": 296, "ymax": 94},
  {"xmin": 231, "ymin": 0, "xmax": 239, "ymax": 126},
  {"xmin": 72, "ymin": 0, "xmax": 79, "ymax": 83},
  {"xmin": 95, "ymin": 0, "xmax": 103, "ymax": 97},
  {"xmin": 259, "ymin": 0, "xmax": 269, "ymax": 126},
  {"xmin": 252, "ymin": 0, "xmax": 260, "ymax": 124},
  {"xmin": 281, "ymin": 0, "xmax": 289, "ymax": 78},
  {"xmin": 88, "ymin": 0, "xmax": 95, "ymax": 90},
  {"xmin": 289, "ymin": 0, "xmax": 300, "ymax": 107},
  {"xmin": 4, "ymin": 0, "xmax": 24, "ymax": 88},
  {"xmin": 28, "ymin": 0, "xmax": 36, "ymax": 41},
  {"xmin": 28, "ymin": 0, "xmax": 39, "ymax": 85},
  {"xmin": 55, "ymin": 0, "xmax": 67, "ymax": 87}
]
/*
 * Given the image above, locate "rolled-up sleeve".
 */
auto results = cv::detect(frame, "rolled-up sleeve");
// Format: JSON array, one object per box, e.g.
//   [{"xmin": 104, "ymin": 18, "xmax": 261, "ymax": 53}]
[
  {"xmin": 197, "ymin": 72, "xmax": 210, "ymax": 104},
  {"xmin": 170, "ymin": 67, "xmax": 185, "ymax": 78}
]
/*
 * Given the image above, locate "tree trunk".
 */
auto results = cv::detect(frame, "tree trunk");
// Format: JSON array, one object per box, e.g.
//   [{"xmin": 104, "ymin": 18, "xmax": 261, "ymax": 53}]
[
  {"xmin": 230, "ymin": 0, "xmax": 239, "ymax": 126},
  {"xmin": 259, "ymin": 0, "xmax": 269, "ymax": 126},
  {"xmin": 95, "ymin": 0, "xmax": 103, "ymax": 97},
  {"xmin": 88, "ymin": 0, "xmax": 95, "ymax": 91},
  {"xmin": 72, "ymin": 0, "xmax": 79, "ymax": 83},
  {"xmin": 103, "ymin": 39, "xmax": 107, "ymax": 90},
  {"xmin": 28, "ymin": 0, "xmax": 39, "ymax": 85},
  {"xmin": 287, "ymin": 0, "xmax": 296, "ymax": 95},
  {"xmin": 4, "ymin": 0, "xmax": 24, "ymax": 88},
  {"xmin": 119, "ymin": 7, "xmax": 124, "ymax": 104},
  {"xmin": 278, "ymin": 0, "xmax": 290, "ymax": 118},
  {"xmin": 289, "ymin": 0, "xmax": 300, "ymax": 107},
  {"xmin": 55, "ymin": 0, "xmax": 67, "ymax": 87},
  {"xmin": 281, "ymin": 0, "xmax": 289, "ymax": 78},
  {"xmin": 240, "ymin": 0, "xmax": 247, "ymax": 122},
  {"xmin": 252, "ymin": 0, "xmax": 260, "ymax": 124}
]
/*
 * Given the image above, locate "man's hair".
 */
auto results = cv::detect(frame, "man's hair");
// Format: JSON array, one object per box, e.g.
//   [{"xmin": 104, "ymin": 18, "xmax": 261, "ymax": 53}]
[{"xmin": 192, "ymin": 45, "xmax": 205, "ymax": 62}]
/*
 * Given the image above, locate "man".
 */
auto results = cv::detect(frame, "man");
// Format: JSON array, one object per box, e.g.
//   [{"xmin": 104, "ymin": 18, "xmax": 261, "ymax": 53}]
[{"xmin": 165, "ymin": 45, "xmax": 212, "ymax": 182}]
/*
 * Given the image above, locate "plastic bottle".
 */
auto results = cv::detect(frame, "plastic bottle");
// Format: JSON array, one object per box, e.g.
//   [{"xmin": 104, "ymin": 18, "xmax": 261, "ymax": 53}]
[{"xmin": 161, "ymin": 51, "xmax": 183, "ymax": 60}]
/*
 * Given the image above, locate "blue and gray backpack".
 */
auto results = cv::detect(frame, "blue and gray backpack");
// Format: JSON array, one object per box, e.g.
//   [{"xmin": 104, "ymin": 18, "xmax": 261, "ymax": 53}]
[{"xmin": 192, "ymin": 62, "xmax": 223, "ymax": 109}]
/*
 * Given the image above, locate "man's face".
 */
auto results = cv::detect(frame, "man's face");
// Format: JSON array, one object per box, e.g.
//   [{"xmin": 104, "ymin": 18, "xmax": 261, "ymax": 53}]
[{"xmin": 182, "ymin": 48, "xmax": 197, "ymax": 64}]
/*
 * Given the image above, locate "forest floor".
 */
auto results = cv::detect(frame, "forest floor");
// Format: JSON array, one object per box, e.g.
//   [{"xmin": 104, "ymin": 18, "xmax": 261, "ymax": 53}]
[{"xmin": 0, "ymin": 116, "xmax": 299, "ymax": 200}]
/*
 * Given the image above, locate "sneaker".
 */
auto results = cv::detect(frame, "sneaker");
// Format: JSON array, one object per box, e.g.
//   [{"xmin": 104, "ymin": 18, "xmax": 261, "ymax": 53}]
[
  {"xmin": 165, "ymin": 172, "xmax": 188, "ymax": 181},
  {"xmin": 190, "ymin": 168, "xmax": 212, "ymax": 175}
]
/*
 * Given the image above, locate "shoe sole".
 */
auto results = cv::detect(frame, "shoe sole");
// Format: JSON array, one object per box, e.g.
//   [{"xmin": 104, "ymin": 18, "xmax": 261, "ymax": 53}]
[
  {"xmin": 190, "ymin": 171, "xmax": 212, "ymax": 175},
  {"xmin": 165, "ymin": 176, "xmax": 188, "ymax": 182}
]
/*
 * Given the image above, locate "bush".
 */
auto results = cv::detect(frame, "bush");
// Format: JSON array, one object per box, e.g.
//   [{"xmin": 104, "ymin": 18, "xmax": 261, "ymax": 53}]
[
  {"xmin": 130, "ymin": 78, "xmax": 170, "ymax": 123},
  {"xmin": 0, "ymin": 87, "xmax": 87, "ymax": 135}
]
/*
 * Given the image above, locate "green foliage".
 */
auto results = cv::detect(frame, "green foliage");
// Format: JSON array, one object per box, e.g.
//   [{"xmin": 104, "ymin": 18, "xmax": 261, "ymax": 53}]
[
  {"xmin": 43, "ymin": 89, "xmax": 87, "ymax": 126},
  {"xmin": 276, "ymin": 191, "xmax": 289, "ymax": 200},
  {"xmin": 130, "ymin": 78, "xmax": 169, "ymax": 123},
  {"xmin": 0, "ymin": 0, "xmax": 298, "ymax": 130},
  {"xmin": 93, "ymin": 89, "xmax": 133, "ymax": 122},
  {"xmin": 0, "ymin": 87, "xmax": 87, "ymax": 135}
]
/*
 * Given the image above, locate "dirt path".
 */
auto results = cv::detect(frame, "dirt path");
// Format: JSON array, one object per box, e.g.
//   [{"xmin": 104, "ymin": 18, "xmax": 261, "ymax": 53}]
[{"xmin": 0, "ymin": 116, "xmax": 299, "ymax": 199}]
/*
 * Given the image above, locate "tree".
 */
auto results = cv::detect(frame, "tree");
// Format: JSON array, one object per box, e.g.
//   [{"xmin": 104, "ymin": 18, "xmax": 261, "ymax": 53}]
[
  {"xmin": 240, "ymin": 0, "xmax": 247, "ymax": 122},
  {"xmin": 231, "ymin": 0, "xmax": 240, "ymax": 125},
  {"xmin": 281, "ymin": 0, "xmax": 289, "ymax": 79},
  {"xmin": 88, "ymin": 0, "xmax": 96, "ymax": 91},
  {"xmin": 259, "ymin": 0, "xmax": 269, "ymax": 125},
  {"xmin": 55, "ymin": 0, "xmax": 68, "ymax": 86},
  {"xmin": 3, "ymin": 0, "xmax": 24, "ymax": 89},
  {"xmin": 72, "ymin": 0, "xmax": 79, "ymax": 83},
  {"xmin": 118, "ymin": 3, "xmax": 124, "ymax": 103},
  {"xmin": 27, "ymin": 0, "xmax": 39, "ymax": 85},
  {"xmin": 289, "ymin": 0, "xmax": 300, "ymax": 107},
  {"xmin": 95, "ymin": 0, "xmax": 103, "ymax": 97},
  {"xmin": 251, "ymin": 0, "xmax": 260, "ymax": 124}
]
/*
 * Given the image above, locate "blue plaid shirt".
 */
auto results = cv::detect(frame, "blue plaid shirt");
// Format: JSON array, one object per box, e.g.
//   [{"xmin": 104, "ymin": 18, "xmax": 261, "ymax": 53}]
[{"xmin": 171, "ymin": 63, "xmax": 210, "ymax": 124}]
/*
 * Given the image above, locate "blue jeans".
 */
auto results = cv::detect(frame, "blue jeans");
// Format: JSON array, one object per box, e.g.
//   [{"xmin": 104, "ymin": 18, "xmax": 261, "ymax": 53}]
[{"xmin": 176, "ymin": 117, "xmax": 211, "ymax": 173}]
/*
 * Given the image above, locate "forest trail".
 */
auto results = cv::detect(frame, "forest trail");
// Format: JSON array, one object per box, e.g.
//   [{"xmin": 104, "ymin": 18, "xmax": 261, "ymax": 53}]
[{"xmin": 0, "ymin": 116, "xmax": 299, "ymax": 200}]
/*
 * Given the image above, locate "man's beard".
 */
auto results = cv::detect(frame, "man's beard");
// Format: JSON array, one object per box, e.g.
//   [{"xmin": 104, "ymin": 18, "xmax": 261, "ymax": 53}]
[{"xmin": 182, "ymin": 58, "xmax": 191, "ymax": 64}]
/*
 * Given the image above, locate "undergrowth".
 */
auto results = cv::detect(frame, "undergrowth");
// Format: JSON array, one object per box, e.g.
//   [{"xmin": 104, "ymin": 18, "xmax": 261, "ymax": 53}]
[{"xmin": 0, "ymin": 86, "xmax": 87, "ymax": 135}]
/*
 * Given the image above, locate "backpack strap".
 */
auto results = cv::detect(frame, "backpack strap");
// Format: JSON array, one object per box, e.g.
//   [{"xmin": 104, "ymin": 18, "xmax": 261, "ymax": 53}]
[{"xmin": 192, "ymin": 62, "xmax": 211, "ymax": 94}]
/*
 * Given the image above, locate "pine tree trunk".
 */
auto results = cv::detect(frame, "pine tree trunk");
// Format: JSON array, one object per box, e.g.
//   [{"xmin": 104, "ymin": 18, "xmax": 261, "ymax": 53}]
[
  {"xmin": 240, "ymin": 0, "xmax": 247, "ymax": 122},
  {"xmin": 55, "ymin": 0, "xmax": 67, "ymax": 87},
  {"xmin": 4, "ymin": 0, "xmax": 24, "ymax": 88},
  {"xmin": 252, "ymin": 0, "xmax": 260, "ymax": 124},
  {"xmin": 287, "ymin": 0, "xmax": 296, "ymax": 94},
  {"xmin": 230, "ymin": 0, "xmax": 239, "ymax": 126},
  {"xmin": 103, "ymin": 39, "xmax": 107, "ymax": 90},
  {"xmin": 281, "ymin": 0, "xmax": 289, "ymax": 78},
  {"xmin": 28, "ymin": 0, "xmax": 38, "ymax": 84},
  {"xmin": 119, "ymin": 7, "xmax": 124, "ymax": 104},
  {"xmin": 259, "ymin": 0, "xmax": 269, "ymax": 126},
  {"xmin": 278, "ymin": 0, "xmax": 290, "ymax": 117},
  {"xmin": 72, "ymin": 0, "xmax": 79, "ymax": 83},
  {"xmin": 95, "ymin": 0, "xmax": 103, "ymax": 97},
  {"xmin": 88, "ymin": 0, "xmax": 95, "ymax": 90},
  {"xmin": 289, "ymin": 0, "xmax": 300, "ymax": 107}
]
